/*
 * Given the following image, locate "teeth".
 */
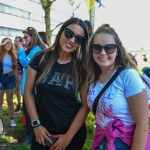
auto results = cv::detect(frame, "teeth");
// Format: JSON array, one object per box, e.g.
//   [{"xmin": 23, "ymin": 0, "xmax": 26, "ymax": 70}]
[{"xmin": 99, "ymin": 57, "xmax": 108, "ymax": 61}]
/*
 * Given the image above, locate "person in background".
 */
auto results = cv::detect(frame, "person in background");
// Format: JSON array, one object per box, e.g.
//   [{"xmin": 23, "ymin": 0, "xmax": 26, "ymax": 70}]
[
  {"xmin": 14, "ymin": 36, "xmax": 24, "ymax": 112},
  {"xmin": 38, "ymin": 31, "xmax": 49, "ymax": 50},
  {"xmin": 24, "ymin": 17, "xmax": 89, "ymax": 150},
  {"xmin": 86, "ymin": 24, "xmax": 150, "ymax": 150},
  {"xmin": 0, "ymin": 38, "xmax": 18, "ymax": 127},
  {"xmin": 131, "ymin": 55, "xmax": 150, "ymax": 118},
  {"xmin": 84, "ymin": 20, "xmax": 93, "ymax": 38},
  {"xmin": 142, "ymin": 67, "xmax": 150, "ymax": 78},
  {"xmin": 17, "ymin": 27, "xmax": 46, "ymax": 145}
]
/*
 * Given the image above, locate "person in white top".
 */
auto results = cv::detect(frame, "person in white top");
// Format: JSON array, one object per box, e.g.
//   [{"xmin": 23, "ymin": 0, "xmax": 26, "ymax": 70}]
[{"xmin": 86, "ymin": 24, "xmax": 149, "ymax": 150}]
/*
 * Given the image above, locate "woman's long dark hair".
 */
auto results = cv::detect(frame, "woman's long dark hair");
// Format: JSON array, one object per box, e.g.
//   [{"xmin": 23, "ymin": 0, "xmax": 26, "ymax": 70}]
[{"xmin": 35, "ymin": 17, "xmax": 89, "ymax": 95}]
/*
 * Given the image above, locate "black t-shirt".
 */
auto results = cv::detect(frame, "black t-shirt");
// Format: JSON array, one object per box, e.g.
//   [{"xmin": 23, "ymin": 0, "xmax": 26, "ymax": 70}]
[{"xmin": 29, "ymin": 51, "xmax": 81, "ymax": 134}]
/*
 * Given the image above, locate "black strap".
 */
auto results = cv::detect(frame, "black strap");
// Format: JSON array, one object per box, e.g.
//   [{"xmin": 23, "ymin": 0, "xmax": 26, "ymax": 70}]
[
  {"xmin": 92, "ymin": 66, "xmax": 126, "ymax": 115},
  {"xmin": 140, "ymin": 75, "xmax": 150, "ymax": 89}
]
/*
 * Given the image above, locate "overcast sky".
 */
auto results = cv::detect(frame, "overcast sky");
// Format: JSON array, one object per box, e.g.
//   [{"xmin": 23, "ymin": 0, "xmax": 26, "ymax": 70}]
[{"xmin": 94, "ymin": 0, "xmax": 150, "ymax": 52}]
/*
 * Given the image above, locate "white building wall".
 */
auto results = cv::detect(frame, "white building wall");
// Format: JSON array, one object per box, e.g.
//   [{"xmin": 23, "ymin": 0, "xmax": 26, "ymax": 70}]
[{"xmin": 0, "ymin": 0, "xmax": 89, "ymax": 42}]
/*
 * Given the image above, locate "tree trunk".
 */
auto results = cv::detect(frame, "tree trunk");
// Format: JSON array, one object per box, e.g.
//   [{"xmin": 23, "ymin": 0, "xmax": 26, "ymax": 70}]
[{"xmin": 44, "ymin": 5, "xmax": 51, "ymax": 46}]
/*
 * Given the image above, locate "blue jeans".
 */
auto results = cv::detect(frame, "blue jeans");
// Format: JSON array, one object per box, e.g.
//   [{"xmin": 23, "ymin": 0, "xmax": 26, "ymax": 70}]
[{"xmin": 95, "ymin": 137, "xmax": 130, "ymax": 150}]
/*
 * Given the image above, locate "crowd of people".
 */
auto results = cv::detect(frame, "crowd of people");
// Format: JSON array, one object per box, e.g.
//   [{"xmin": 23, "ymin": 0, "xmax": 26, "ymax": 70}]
[{"xmin": 0, "ymin": 17, "xmax": 150, "ymax": 150}]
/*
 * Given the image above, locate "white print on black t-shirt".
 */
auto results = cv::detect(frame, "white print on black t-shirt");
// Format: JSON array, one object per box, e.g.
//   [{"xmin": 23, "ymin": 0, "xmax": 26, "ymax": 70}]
[{"xmin": 41, "ymin": 72, "xmax": 73, "ymax": 89}]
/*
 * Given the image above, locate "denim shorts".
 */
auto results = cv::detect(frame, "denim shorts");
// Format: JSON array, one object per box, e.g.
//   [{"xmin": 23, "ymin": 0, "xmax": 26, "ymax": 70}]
[
  {"xmin": 0, "ymin": 71, "xmax": 16, "ymax": 90},
  {"xmin": 95, "ymin": 137, "xmax": 130, "ymax": 150}
]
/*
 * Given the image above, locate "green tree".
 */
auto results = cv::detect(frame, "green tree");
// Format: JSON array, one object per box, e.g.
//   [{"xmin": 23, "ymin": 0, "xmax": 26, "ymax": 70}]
[{"xmin": 40, "ymin": 0, "xmax": 80, "ymax": 46}]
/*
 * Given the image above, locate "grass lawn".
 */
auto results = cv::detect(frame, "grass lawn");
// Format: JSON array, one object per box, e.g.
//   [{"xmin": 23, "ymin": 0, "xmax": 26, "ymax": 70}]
[{"xmin": 0, "ymin": 94, "xmax": 95, "ymax": 150}]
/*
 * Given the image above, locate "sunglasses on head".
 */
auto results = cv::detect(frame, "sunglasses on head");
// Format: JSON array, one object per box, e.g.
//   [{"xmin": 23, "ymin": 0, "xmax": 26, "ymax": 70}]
[
  {"xmin": 64, "ymin": 28, "xmax": 85, "ymax": 45},
  {"xmin": 23, "ymin": 27, "xmax": 33, "ymax": 34},
  {"xmin": 90, "ymin": 44, "xmax": 117, "ymax": 54}
]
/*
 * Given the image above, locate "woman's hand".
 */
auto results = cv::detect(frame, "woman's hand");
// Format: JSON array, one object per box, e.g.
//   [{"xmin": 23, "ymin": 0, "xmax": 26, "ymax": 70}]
[
  {"xmin": 34, "ymin": 125, "xmax": 53, "ymax": 146},
  {"xmin": 50, "ymin": 134, "xmax": 71, "ymax": 150},
  {"xmin": 0, "ymin": 40, "xmax": 10, "ymax": 46}
]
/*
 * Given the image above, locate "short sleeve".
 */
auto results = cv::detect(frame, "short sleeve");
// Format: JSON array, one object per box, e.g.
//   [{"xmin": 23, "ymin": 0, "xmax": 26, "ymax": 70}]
[
  {"xmin": 29, "ymin": 51, "xmax": 44, "ymax": 72},
  {"xmin": 123, "ymin": 69, "xmax": 146, "ymax": 97}
]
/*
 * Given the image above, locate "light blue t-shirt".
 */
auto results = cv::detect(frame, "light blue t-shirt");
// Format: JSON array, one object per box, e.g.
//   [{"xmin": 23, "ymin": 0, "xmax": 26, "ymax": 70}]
[
  {"xmin": 141, "ymin": 74, "xmax": 150, "ymax": 103},
  {"xmin": 3, "ymin": 56, "xmax": 13, "ymax": 72},
  {"xmin": 87, "ymin": 68, "xmax": 146, "ymax": 128}
]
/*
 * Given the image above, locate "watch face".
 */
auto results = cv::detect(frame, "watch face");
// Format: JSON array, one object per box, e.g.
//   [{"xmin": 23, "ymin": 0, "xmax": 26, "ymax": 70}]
[
  {"xmin": 33, "ymin": 121, "xmax": 38, "ymax": 126},
  {"xmin": 32, "ymin": 120, "xmax": 40, "ymax": 126}
]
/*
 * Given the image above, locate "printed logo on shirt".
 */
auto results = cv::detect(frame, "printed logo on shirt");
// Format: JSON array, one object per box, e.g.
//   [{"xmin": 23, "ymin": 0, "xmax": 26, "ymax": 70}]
[{"xmin": 41, "ymin": 72, "xmax": 73, "ymax": 89}]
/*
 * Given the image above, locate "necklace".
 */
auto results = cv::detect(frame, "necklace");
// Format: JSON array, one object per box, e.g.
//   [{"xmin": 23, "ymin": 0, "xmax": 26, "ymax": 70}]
[{"xmin": 57, "ymin": 58, "xmax": 71, "ymax": 64}]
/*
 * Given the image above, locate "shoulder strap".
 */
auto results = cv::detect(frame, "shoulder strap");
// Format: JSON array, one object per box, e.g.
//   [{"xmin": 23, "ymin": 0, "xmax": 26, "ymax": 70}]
[
  {"xmin": 140, "ymin": 75, "xmax": 150, "ymax": 89},
  {"xmin": 92, "ymin": 66, "xmax": 126, "ymax": 115}
]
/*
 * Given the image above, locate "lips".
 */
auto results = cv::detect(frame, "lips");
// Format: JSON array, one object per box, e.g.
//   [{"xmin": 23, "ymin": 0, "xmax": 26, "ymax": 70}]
[{"xmin": 65, "ymin": 42, "xmax": 73, "ymax": 48}]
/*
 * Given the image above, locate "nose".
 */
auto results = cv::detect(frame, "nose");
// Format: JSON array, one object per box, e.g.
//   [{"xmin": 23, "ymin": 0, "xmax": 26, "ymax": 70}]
[
  {"xmin": 69, "ymin": 36, "xmax": 76, "ymax": 43},
  {"xmin": 100, "ymin": 47, "xmax": 106, "ymax": 54}
]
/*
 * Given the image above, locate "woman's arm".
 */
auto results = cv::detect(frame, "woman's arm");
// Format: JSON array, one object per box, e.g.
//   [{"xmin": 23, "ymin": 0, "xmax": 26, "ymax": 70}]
[
  {"xmin": 66, "ymin": 83, "xmax": 90, "ymax": 139},
  {"xmin": 24, "ymin": 66, "xmax": 51, "ymax": 146},
  {"xmin": 52, "ymin": 83, "xmax": 90, "ymax": 150},
  {"xmin": 127, "ymin": 91, "xmax": 149, "ymax": 150},
  {"xmin": 17, "ymin": 46, "xmax": 41, "ymax": 67}
]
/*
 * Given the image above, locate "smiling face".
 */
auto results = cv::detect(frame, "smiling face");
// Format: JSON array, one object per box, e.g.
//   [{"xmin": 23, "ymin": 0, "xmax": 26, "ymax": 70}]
[
  {"xmin": 59, "ymin": 24, "xmax": 85, "ymax": 55},
  {"xmin": 4, "ymin": 39, "xmax": 12, "ymax": 52},
  {"xmin": 92, "ymin": 33, "xmax": 118, "ymax": 70}
]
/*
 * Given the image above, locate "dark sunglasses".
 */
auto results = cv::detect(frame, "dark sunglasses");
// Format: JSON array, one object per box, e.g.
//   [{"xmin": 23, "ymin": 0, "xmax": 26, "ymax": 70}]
[
  {"xmin": 90, "ymin": 44, "xmax": 117, "ymax": 54},
  {"xmin": 24, "ymin": 36, "xmax": 30, "ymax": 39},
  {"xmin": 64, "ymin": 28, "xmax": 85, "ymax": 45}
]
